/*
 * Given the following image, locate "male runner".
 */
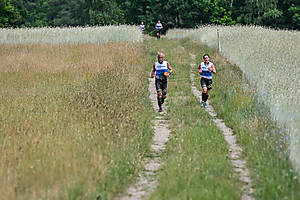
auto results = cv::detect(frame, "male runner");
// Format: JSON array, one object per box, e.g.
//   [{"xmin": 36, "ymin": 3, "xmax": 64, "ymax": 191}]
[
  {"xmin": 198, "ymin": 54, "xmax": 216, "ymax": 108},
  {"xmin": 139, "ymin": 22, "xmax": 145, "ymax": 33},
  {"xmin": 155, "ymin": 21, "xmax": 163, "ymax": 39},
  {"xmin": 151, "ymin": 52, "xmax": 173, "ymax": 112}
]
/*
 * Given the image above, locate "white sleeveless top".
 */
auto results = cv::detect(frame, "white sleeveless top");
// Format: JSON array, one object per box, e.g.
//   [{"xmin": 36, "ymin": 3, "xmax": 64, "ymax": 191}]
[
  {"xmin": 155, "ymin": 61, "xmax": 168, "ymax": 79},
  {"xmin": 200, "ymin": 62, "xmax": 213, "ymax": 79}
]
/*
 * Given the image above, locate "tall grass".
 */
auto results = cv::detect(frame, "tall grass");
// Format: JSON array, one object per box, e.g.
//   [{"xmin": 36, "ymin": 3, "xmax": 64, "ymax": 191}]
[
  {"xmin": 167, "ymin": 26, "xmax": 300, "ymax": 173},
  {"xmin": 0, "ymin": 43, "xmax": 153, "ymax": 199},
  {"xmin": 178, "ymin": 37, "xmax": 300, "ymax": 199},
  {"xmin": 0, "ymin": 25, "xmax": 142, "ymax": 44}
]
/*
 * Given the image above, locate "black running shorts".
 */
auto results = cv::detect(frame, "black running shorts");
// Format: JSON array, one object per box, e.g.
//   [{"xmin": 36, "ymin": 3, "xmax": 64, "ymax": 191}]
[
  {"xmin": 200, "ymin": 77, "xmax": 213, "ymax": 90},
  {"xmin": 155, "ymin": 78, "xmax": 168, "ymax": 95}
]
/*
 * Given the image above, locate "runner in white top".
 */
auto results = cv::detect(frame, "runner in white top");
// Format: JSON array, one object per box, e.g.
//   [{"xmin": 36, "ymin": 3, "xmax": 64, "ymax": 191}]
[
  {"xmin": 151, "ymin": 52, "xmax": 173, "ymax": 112},
  {"xmin": 139, "ymin": 22, "xmax": 145, "ymax": 33},
  {"xmin": 155, "ymin": 21, "xmax": 163, "ymax": 39}
]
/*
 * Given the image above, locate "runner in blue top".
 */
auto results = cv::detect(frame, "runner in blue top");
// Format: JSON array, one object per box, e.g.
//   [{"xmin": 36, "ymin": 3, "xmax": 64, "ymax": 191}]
[
  {"xmin": 151, "ymin": 52, "xmax": 173, "ymax": 112},
  {"xmin": 198, "ymin": 54, "xmax": 216, "ymax": 108}
]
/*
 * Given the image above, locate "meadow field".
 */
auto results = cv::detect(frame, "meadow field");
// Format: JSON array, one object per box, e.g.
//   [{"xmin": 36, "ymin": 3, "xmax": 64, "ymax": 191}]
[
  {"xmin": 1, "ymin": 25, "xmax": 300, "ymax": 200},
  {"xmin": 167, "ymin": 26, "xmax": 300, "ymax": 173},
  {"xmin": 0, "ymin": 26, "xmax": 153, "ymax": 199}
]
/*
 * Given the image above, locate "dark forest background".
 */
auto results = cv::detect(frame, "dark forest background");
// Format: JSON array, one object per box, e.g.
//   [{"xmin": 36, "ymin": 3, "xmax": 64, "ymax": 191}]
[{"xmin": 1, "ymin": 0, "xmax": 299, "ymax": 31}]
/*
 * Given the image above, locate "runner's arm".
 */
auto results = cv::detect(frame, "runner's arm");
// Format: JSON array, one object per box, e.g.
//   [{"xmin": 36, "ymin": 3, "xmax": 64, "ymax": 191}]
[
  {"xmin": 151, "ymin": 64, "xmax": 156, "ymax": 78},
  {"xmin": 210, "ymin": 63, "xmax": 216, "ymax": 74},
  {"xmin": 198, "ymin": 64, "xmax": 202, "ymax": 73},
  {"xmin": 167, "ymin": 62, "xmax": 173, "ymax": 75}
]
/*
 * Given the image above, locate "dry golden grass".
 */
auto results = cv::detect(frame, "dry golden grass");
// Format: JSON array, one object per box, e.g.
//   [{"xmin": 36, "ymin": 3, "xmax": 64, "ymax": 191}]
[
  {"xmin": 0, "ymin": 43, "xmax": 139, "ymax": 73},
  {"xmin": 0, "ymin": 43, "xmax": 152, "ymax": 199}
]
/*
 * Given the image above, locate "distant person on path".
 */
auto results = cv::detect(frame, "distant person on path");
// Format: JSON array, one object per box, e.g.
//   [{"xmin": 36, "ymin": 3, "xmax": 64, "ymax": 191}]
[
  {"xmin": 155, "ymin": 20, "xmax": 163, "ymax": 39},
  {"xmin": 151, "ymin": 52, "xmax": 173, "ymax": 112},
  {"xmin": 139, "ymin": 22, "xmax": 145, "ymax": 33},
  {"xmin": 198, "ymin": 54, "xmax": 216, "ymax": 108}
]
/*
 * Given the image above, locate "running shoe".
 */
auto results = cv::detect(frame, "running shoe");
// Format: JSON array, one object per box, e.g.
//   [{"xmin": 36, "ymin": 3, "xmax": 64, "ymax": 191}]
[
  {"xmin": 201, "ymin": 101, "xmax": 205, "ymax": 107},
  {"xmin": 203, "ymin": 102, "xmax": 208, "ymax": 108}
]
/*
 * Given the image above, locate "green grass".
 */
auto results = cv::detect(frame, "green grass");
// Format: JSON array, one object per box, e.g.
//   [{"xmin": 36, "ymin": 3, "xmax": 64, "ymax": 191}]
[
  {"xmin": 178, "ymin": 37, "xmax": 300, "ymax": 199},
  {"xmin": 145, "ymin": 38, "xmax": 241, "ymax": 199},
  {"xmin": 168, "ymin": 26, "xmax": 300, "ymax": 172}
]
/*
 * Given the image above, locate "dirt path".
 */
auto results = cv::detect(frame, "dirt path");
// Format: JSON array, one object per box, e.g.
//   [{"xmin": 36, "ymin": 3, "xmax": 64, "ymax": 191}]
[
  {"xmin": 118, "ymin": 50, "xmax": 255, "ymax": 200},
  {"xmin": 117, "ymin": 78, "xmax": 170, "ymax": 200},
  {"xmin": 189, "ymin": 53, "xmax": 255, "ymax": 200}
]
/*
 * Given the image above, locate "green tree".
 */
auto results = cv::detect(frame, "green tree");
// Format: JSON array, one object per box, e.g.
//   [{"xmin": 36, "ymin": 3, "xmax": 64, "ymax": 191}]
[
  {"xmin": 163, "ymin": 0, "xmax": 211, "ymax": 28},
  {"xmin": 289, "ymin": 4, "xmax": 300, "ymax": 29},
  {"xmin": 236, "ymin": 0, "xmax": 281, "ymax": 25},
  {"xmin": 278, "ymin": 0, "xmax": 300, "ymax": 29},
  {"xmin": 210, "ymin": 0, "xmax": 236, "ymax": 25},
  {"xmin": 23, "ymin": 0, "xmax": 50, "ymax": 27},
  {"xmin": 0, "ymin": 0, "xmax": 21, "ymax": 27},
  {"xmin": 1, "ymin": 0, "xmax": 298, "ymax": 30},
  {"xmin": 233, "ymin": 0, "xmax": 299, "ymax": 29},
  {"xmin": 80, "ymin": 0, "xmax": 125, "ymax": 26},
  {"xmin": 10, "ymin": 0, "xmax": 27, "ymax": 26},
  {"xmin": 47, "ymin": 0, "xmax": 82, "ymax": 26}
]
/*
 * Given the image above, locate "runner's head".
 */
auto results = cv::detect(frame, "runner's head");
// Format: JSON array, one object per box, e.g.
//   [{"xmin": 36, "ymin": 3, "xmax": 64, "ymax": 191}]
[
  {"xmin": 203, "ymin": 54, "xmax": 210, "ymax": 63},
  {"xmin": 157, "ymin": 52, "xmax": 164, "ymax": 63},
  {"xmin": 141, "ymin": 21, "xmax": 144, "ymax": 25}
]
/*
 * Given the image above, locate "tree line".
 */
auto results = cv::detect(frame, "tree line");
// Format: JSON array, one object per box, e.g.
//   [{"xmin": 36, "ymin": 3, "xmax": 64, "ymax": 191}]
[{"xmin": 1, "ymin": 0, "xmax": 299, "ymax": 31}]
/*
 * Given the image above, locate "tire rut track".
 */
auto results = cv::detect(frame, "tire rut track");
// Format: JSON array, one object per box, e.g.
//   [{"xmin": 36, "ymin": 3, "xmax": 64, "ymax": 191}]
[
  {"xmin": 117, "ymin": 77, "xmax": 170, "ymax": 200},
  {"xmin": 189, "ymin": 53, "xmax": 255, "ymax": 200}
]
